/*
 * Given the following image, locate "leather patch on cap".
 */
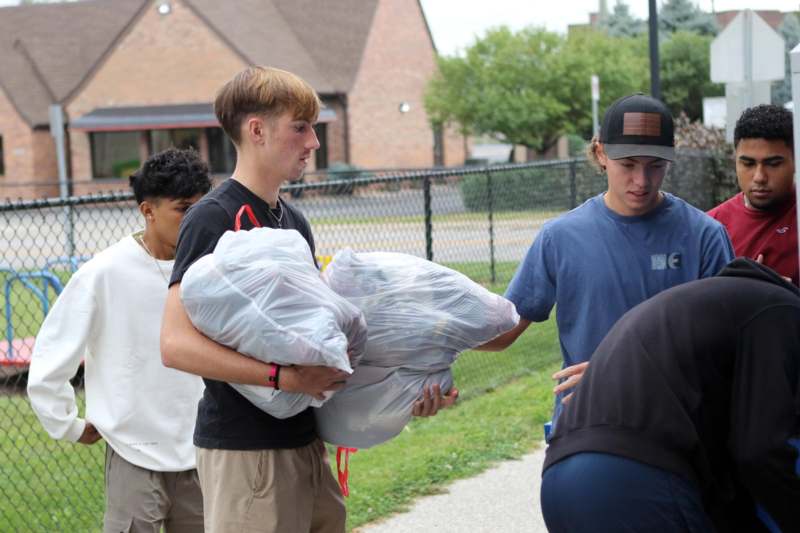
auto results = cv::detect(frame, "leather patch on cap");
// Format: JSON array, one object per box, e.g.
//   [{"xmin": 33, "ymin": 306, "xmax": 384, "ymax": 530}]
[{"xmin": 622, "ymin": 112, "xmax": 661, "ymax": 136}]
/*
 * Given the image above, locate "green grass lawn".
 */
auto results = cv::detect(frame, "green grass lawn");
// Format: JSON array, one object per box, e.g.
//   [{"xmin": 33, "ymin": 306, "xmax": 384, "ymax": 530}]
[
  {"xmin": 0, "ymin": 272, "xmax": 560, "ymax": 532},
  {"xmin": 343, "ymin": 323, "xmax": 559, "ymax": 531},
  {"xmin": 0, "ymin": 390, "xmax": 105, "ymax": 532},
  {"xmin": 0, "ymin": 270, "xmax": 72, "ymax": 341},
  {"xmin": 0, "ymin": 318, "xmax": 559, "ymax": 532}
]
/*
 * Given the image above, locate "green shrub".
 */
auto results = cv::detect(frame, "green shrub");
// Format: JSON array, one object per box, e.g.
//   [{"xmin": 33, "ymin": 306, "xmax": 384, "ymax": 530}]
[
  {"xmin": 322, "ymin": 162, "xmax": 370, "ymax": 195},
  {"xmin": 111, "ymin": 159, "xmax": 140, "ymax": 178},
  {"xmin": 460, "ymin": 167, "xmax": 573, "ymax": 212}
]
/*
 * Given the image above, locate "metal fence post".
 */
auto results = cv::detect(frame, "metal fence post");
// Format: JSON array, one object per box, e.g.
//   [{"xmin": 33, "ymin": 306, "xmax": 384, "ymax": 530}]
[
  {"xmin": 569, "ymin": 160, "xmax": 578, "ymax": 209},
  {"xmin": 487, "ymin": 169, "xmax": 496, "ymax": 285},
  {"xmin": 423, "ymin": 175, "xmax": 433, "ymax": 261}
]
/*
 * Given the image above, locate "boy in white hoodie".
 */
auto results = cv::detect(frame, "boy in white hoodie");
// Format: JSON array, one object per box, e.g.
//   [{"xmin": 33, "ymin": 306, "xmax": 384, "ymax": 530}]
[{"xmin": 27, "ymin": 148, "xmax": 211, "ymax": 533}]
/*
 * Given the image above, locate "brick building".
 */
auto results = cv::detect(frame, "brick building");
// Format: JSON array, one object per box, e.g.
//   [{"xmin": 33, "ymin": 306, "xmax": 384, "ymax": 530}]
[{"xmin": 0, "ymin": 0, "xmax": 465, "ymax": 198}]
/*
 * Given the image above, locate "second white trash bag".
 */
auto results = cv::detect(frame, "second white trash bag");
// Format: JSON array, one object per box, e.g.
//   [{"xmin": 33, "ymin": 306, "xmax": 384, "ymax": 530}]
[
  {"xmin": 320, "ymin": 249, "xmax": 520, "ymax": 370},
  {"xmin": 315, "ymin": 249, "xmax": 519, "ymax": 448},
  {"xmin": 180, "ymin": 228, "xmax": 367, "ymax": 419}
]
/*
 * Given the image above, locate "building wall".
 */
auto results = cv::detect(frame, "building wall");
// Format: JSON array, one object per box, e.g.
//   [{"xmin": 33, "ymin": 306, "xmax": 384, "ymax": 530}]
[
  {"xmin": 347, "ymin": 0, "xmax": 464, "ymax": 169},
  {"xmin": 66, "ymin": 0, "xmax": 246, "ymax": 193},
  {"xmin": 0, "ymin": 89, "xmax": 59, "ymax": 198}
]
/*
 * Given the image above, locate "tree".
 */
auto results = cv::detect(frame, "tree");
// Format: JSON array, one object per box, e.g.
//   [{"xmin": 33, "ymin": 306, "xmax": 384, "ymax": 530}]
[
  {"xmin": 556, "ymin": 30, "xmax": 649, "ymax": 138},
  {"xmin": 659, "ymin": 0, "xmax": 717, "ymax": 36},
  {"xmin": 602, "ymin": 0, "xmax": 646, "ymax": 37},
  {"xmin": 772, "ymin": 12, "xmax": 800, "ymax": 106},
  {"xmin": 660, "ymin": 31, "xmax": 723, "ymax": 120},
  {"xmin": 424, "ymin": 27, "xmax": 648, "ymax": 155}
]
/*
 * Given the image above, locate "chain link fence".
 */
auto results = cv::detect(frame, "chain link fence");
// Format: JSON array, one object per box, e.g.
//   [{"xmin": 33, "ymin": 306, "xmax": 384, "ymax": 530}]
[{"xmin": 0, "ymin": 153, "xmax": 733, "ymax": 531}]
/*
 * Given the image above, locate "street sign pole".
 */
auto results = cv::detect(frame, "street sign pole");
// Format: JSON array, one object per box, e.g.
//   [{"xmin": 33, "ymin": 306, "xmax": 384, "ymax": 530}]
[
  {"xmin": 790, "ymin": 44, "xmax": 800, "ymax": 276},
  {"xmin": 743, "ymin": 10, "xmax": 753, "ymax": 109},
  {"xmin": 591, "ymin": 74, "xmax": 600, "ymax": 138}
]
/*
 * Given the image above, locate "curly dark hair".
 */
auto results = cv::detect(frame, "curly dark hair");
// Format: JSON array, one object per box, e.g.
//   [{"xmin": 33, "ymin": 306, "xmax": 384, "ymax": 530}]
[
  {"xmin": 129, "ymin": 148, "xmax": 212, "ymax": 204},
  {"xmin": 733, "ymin": 104, "xmax": 793, "ymax": 148}
]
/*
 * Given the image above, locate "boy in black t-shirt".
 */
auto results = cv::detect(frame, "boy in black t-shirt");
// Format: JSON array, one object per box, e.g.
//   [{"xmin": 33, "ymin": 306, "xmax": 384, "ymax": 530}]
[{"xmin": 161, "ymin": 66, "xmax": 454, "ymax": 533}]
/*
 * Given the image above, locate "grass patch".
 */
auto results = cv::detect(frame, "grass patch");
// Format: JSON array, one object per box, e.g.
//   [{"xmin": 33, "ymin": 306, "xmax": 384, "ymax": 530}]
[
  {"xmin": 0, "ymin": 390, "xmax": 104, "ymax": 532},
  {"xmin": 442, "ymin": 261, "xmax": 519, "ymax": 287},
  {"xmin": 1, "ymin": 272, "xmax": 560, "ymax": 532},
  {"xmin": 0, "ymin": 270, "xmax": 72, "ymax": 341},
  {"xmin": 344, "ymin": 359, "xmax": 560, "ymax": 530}
]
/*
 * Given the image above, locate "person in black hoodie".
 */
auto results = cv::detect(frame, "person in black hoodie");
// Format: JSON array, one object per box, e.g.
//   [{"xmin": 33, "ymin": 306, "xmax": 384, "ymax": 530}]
[{"xmin": 541, "ymin": 258, "xmax": 800, "ymax": 533}]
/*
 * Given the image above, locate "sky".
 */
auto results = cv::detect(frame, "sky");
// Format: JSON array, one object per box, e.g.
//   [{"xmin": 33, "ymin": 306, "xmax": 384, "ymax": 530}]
[
  {"xmin": 0, "ymin": 0, "xmax": 797, "ymax": 57},
  {"xmin": 419, "ymin": 0, "xmax": 800, "ymax": 55}
]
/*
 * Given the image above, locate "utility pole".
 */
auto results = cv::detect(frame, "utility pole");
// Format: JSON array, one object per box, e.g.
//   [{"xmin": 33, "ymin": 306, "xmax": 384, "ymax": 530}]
[{"xmin": 648, "ymin": 0, "xmax": 661, "ymax": 99}]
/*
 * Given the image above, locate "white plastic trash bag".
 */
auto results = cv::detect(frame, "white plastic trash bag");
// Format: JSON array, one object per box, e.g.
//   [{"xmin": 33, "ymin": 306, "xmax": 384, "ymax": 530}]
[
  {"xmin": 181, "ymin": 228, "xmax": 367, "ymax": 419},
  {"xmin": 316, "ymin": 249, "xmax": 519, "ymax": 448},
  {"xmin": 320, "ymin": 249, "xmax": 520, "ymax": 370},
  {"xmin": 315, "ymin": 365, "xmax": 454, "ymax": 449}
]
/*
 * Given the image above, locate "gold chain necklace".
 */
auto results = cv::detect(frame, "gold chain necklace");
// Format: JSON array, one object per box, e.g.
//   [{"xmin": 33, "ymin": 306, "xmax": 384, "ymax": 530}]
[{"xmin": 134, "ymin": 232, "xmax": 170, "ymax": 284}]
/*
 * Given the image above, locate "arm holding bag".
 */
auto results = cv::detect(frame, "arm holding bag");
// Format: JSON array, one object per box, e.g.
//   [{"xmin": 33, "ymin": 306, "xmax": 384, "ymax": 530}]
[{"xmin": 181, "ymin": 228, "xmax": 366, "ymax": 419}]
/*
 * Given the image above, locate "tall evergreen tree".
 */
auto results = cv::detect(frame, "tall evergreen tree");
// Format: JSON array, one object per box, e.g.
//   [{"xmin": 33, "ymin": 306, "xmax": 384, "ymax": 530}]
[
  {"xmin": 659, "ymin": 0, "xmax": 718, "ymax": 36},
  {"xmin": 602, "ymin": 0, "xmax": 646, "ymax": 37}
]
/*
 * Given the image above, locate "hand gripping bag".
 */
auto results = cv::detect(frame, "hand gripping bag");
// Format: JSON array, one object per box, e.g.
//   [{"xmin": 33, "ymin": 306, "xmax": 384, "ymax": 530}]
[
  {"xmin": 181, "ymin": 227, "xmax": 367, "ymax": 419},
  {"xmin": 315, "ymin": 249, "xmax": 519, "ymax": 449},
  {"xmin": 314, "ymin": 365, "xmax": 454, "ymax": 449}
]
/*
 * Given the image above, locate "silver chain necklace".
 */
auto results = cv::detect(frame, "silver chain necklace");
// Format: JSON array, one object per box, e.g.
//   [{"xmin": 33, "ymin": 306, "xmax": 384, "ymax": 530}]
[
  {"xmin": 134, "ymin": 232, "xmax": 170, "ymax": 284},
  {"xmin": 267, "ymin": 200, "xmax": 284, "ymax": 228}
]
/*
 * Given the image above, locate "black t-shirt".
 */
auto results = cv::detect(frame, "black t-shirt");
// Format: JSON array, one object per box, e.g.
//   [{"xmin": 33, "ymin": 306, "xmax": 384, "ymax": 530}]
[
  {"xmin": 170, "ymin": 178, "xmax": 317, "ymax": 450},
  {"xmin": 543, "ymin": 259, "xmax": 800, "ymax": 532}
]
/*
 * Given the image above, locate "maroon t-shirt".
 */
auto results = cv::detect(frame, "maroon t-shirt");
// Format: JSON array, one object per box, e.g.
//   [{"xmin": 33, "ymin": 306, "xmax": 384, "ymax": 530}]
[{"xmin": 708, "ymin": 192, "xmax": 798, "ymax": 285}]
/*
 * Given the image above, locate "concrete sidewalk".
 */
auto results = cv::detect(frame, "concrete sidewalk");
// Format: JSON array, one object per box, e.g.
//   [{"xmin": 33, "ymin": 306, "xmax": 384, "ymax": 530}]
[{"xmin": 355, "ymin": 444, "xmax": 548, "ymax": 533}]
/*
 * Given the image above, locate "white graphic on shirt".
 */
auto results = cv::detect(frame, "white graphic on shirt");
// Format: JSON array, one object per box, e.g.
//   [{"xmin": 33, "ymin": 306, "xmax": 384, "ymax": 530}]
[
  {"xmin": 651, "ymin": 253, "xmax": 682, "ymax": 270},
  {"xmin": 776, "ymin": 226, "xmax": 789, "ymax": 234}
]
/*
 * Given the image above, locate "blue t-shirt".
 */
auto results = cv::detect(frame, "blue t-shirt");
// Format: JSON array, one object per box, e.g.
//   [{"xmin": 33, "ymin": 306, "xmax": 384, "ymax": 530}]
[{"xmin": 506, "ymin": 192, "xmax": 734, "ymax": 369}]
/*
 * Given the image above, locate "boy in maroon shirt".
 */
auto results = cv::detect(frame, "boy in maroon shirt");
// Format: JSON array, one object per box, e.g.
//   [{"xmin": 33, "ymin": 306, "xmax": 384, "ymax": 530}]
[{"xmin": 708, "ymin": 104, "xmax": 798, "ymax": 285}]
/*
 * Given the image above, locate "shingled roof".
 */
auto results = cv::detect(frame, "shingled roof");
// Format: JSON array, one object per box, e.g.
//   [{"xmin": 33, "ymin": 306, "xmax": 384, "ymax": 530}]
[
  {"xmin": 0, "ymin": 0, "xmax": 149, "ymax": 126},
  {"xmin": 0, "ymin": 0, "xmax": 382, "ymax": 127}
]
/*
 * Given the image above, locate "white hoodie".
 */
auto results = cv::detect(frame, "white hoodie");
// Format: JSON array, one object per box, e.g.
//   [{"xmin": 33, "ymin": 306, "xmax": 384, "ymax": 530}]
[{"xmin": 27, "ymin": 235, "xmax": 203, "ymax": 472}]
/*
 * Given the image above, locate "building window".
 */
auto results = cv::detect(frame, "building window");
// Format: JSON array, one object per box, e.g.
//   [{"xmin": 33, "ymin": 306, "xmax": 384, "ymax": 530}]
[
  {"xmin": 314, "ymin": 123, "xmax": 328, "ymax": 169},
  {"xmin": 207, "ymin": 127, "xmax": 236, "ymax": 175},
  {"xmin": 0, "ymin": 135, "xmax": 4, "ymax": 176},
  {"xmin": 150, "ymin": 128, "xmax": 201, "ymax": 154},
  {"xmin": 90, "ymin": 131, "xmax": 141, "ymax": 178}
]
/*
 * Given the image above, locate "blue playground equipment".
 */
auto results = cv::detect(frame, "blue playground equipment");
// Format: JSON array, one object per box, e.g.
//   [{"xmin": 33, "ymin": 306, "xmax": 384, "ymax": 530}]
[
  {"xmin": 0, "ymin": 255, "xmax": 92, "ymax": 366},
  {"xmin": 41, "ymin": 255, "xmax": 92, "ymax": 274},
  {"xmin": 2, "ymin": 269, "xmax": 65, "ymax": 363}
]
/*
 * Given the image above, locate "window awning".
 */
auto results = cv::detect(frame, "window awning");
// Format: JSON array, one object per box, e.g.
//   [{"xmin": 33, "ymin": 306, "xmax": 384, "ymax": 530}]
[{"xmin": 71, "ymin": 103, "xmax": 337, "ymax": 132}]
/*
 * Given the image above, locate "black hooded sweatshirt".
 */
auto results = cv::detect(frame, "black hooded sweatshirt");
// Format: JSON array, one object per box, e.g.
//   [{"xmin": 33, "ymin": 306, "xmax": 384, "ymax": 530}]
[{"xmin": 544, "ymin": 258, "xmax": 800, "ymax": 532}]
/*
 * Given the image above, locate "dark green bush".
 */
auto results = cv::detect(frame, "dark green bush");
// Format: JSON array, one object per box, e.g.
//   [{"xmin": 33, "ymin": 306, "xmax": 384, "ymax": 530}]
[
  {"xmin": 460, "ymin": 167, "xmax": 574, "ymax": 212},
  {"xmin": 322, "ymin": 162, "xmax": 371, "ymax": 195}
]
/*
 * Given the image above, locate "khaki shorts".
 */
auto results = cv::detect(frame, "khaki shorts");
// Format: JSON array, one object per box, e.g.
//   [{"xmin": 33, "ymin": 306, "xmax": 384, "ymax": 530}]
[
  {"xmin": 196, "ymin": 439, "xmax": 346, "ymax": 533},
  {"xmin": 104, "ymin": 445, "xmax": 204, "ymax": 533}
]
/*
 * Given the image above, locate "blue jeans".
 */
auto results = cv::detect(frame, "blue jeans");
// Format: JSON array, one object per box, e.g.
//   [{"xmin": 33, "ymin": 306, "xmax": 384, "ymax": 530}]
[{"xmin": 541, "ymin": 452, "xmax": 714, "ymax": 533}]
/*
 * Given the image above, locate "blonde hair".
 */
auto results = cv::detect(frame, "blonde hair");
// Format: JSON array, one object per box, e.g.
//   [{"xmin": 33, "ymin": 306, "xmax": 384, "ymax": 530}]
[
  {"xmin": 585, "ymin": 135, "xmax": 606, "ymax": 173},
  {"xmin": 214, "ymin": 66, "xmax": 321, "ymax": 145}
]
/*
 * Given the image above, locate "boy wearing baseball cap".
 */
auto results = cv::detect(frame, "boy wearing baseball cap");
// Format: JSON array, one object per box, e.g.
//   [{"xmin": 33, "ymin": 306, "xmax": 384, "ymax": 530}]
[{"xmin": 480, "ymin": 94, "xmax": 734, "ymax": 427}]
